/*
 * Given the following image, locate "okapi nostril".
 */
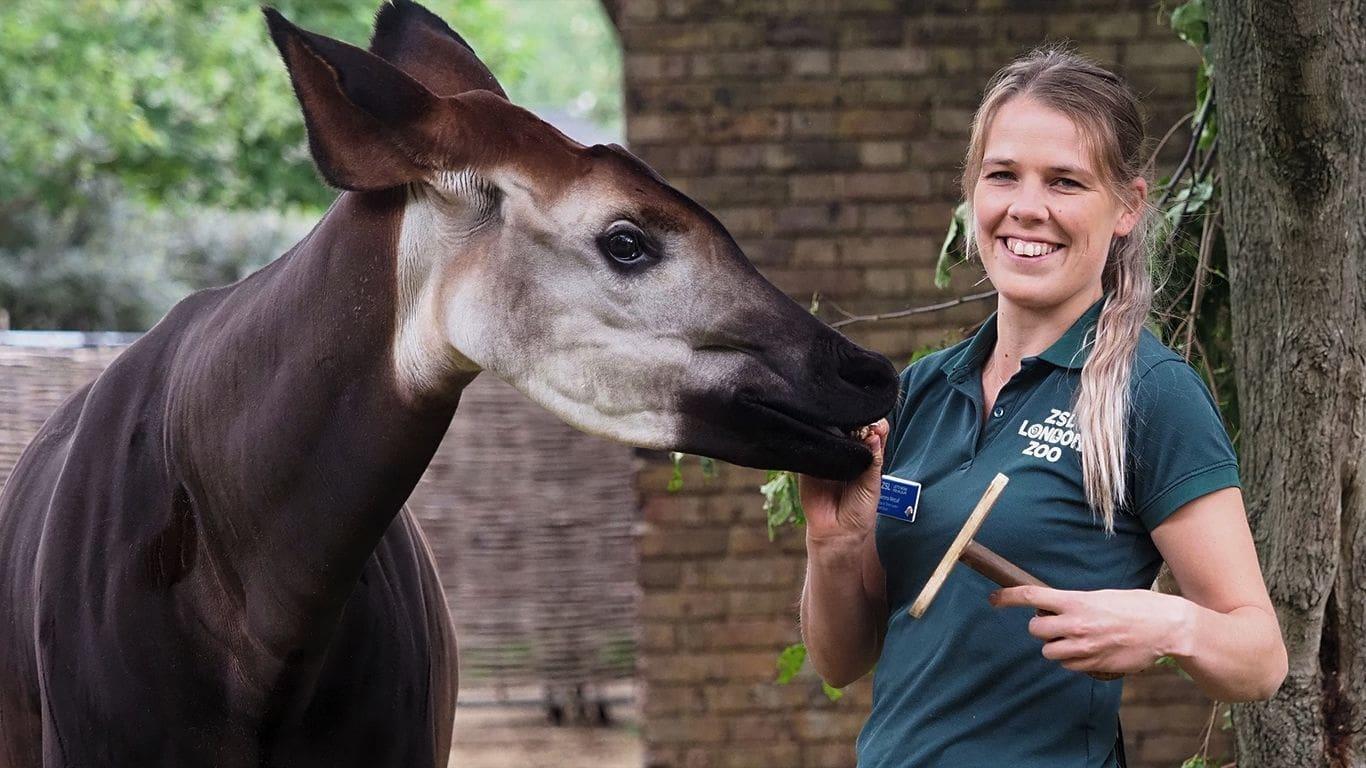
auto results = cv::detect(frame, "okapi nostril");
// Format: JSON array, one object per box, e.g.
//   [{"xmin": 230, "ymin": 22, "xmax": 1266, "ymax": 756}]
[{"xmin": 837, "ymin": 347, "xmax": 896, "ymax": 391}]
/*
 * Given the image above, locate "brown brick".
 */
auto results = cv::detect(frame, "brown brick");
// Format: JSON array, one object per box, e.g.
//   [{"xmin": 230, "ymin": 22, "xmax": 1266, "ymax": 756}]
[
  {"xmin": 774, "ymin": 204, "xmax": 859, "ymax": 235},
  {"xmin": 788, "ymin": 48, "xmax": 834, "ymax": 76},
  {"xmin": 647, "ymin": 714, "xmax": 729, "ymax": 744},
  {"xmin": 639, "ymin": 592, "xmax": 728, "ymax": 621},
  {"xmin": 792, "ymin": 239, "xmax": 839, "ymax": 267},
  {"xmin": 640, "ymin": 526, "xmax": 731, "ymax": 558},
  {"xmin": 794, "ymin": 710, "xmax": 867, "ymax": 741},
  {"xmin": 725, "ymin": 714, "xmax": 791, "ymax": 743},
  {"xmin": 766, "ymin": 141, "xmax": 861, "ymax": 172},
  {"xmin": 702, "ymin": 680, "xmax": 813, "ymax": 714},
  {"xmin": 727, "ymin": 589, "xmax": 800, "ymax": 617},
  {"xmin": 622, "ymin": 0, "xmax": 662, "ymax": 21},
  {"xmin": 625, "ymin": 53, "xmax": 690, "ymax": 82},
  {"xmin": 677, "ymin": 618, "xmax": 799, "ymax": 650},
  {"xmin": 768, "ymin": 20, "xmax": 836, "ymax": 48},
  {"xmin": 858, "ymin": 140, "xmax": 906, "ymax": 167},
  {"xmin": 838, "ymin": 47, "xmax": 931, "ymax": 76},
  {"xmin": 646, "ymin": 653, "xmax": 729, "ymax": 685},
  {"xmin": 1047, "ymin": 11, "xmax": 1145, "ymax": 41},
  {"xmin": 836, "ymin": 110, "xmax": 930, "ymax": 139},
  {"xmin": 802, "ymin": 742, "xmax": 860, "ymax": 768},
  {"xmin": 642, "ymin": 683, "xmax": 706, "ymax": 715},
  {"xmin": 838, "ymin": 18, "xmax": 905, "ymax": 48},
  {"xmin": 692, "ymin": 50, "xmax": 787, "ymax": 78},
  {"xmin": 716, "ymin": 744, "xmax": 802, "ymax": 768},
  {"xmin": 1125, "ymin": 39, "xmax": 1202, "ymax": 72}
]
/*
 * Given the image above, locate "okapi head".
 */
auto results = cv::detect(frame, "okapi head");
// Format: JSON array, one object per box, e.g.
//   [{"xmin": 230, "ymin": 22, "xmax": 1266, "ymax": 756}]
[{"xmin": 264, "ymin": 2, "xmax": 898, "ymax": 481}]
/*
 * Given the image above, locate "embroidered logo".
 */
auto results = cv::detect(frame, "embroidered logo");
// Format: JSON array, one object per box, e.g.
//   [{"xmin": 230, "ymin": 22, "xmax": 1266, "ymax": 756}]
[{"xmin": 1016, "ymin": 408, "xmax": 1082, "ymax": 463}]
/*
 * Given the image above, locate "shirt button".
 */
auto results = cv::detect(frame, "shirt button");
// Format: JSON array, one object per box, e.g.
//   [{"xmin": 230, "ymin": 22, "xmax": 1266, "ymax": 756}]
[{"xmin": 992, "ymin": 407, "xmax": 1004, "ymax": 418}]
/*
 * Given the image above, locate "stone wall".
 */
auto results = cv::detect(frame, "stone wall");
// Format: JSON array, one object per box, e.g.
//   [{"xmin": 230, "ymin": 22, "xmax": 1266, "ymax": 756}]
[{"xmin": 614, "ymin": 2, "xmax": 1232, "ymax": 766}]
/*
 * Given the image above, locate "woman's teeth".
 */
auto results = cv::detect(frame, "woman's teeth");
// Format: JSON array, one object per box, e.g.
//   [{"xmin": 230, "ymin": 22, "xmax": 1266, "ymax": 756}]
[{"xmin": 1005, "ymin": 237, "xmax": 1061, "ymax": 256}]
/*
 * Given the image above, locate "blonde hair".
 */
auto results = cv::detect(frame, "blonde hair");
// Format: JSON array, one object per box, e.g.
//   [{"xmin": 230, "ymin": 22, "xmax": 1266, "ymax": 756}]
[{"xmin": 961, "ymin": 47, "xmax": 1156, "ymax": 532}]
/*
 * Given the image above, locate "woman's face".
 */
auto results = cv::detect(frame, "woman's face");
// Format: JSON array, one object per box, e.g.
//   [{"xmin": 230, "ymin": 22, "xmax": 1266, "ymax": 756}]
[{"xmin": 971, "ymin": 97, "xmax": 1144, "ymax": 315}]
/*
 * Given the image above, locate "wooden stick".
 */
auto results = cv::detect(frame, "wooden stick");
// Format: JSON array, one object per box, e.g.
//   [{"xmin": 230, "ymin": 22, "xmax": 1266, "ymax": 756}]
[
  {"xmin": 960, "ymin": 541, "xmax": 1047, "ymax": 589},
  {"xmin": 909, "ymin": 473, "xmax": 1009, "ymax": 618}
]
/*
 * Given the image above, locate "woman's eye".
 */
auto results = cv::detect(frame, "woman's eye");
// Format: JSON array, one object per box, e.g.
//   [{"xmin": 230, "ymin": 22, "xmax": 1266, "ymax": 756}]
[
  {"xmin": 1054, "ymin": 177, "xmax": 1083, "ymax": 189},
  {"xmin": 986, "ymin": 171, "xmax": 1014, "ymax": 181}
]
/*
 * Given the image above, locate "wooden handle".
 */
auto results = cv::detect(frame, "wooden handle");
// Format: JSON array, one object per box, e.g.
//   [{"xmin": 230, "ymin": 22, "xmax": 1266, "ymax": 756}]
[
  {"xmin": 960, "ymin": 540, "xmax": 1047, "ymax": 589},
  {"xmin": 909, "ymin": 473, "xmax": 1009, "ymax": 618},
  {"xmin": 962, "ymin": 541, "xmax": 1123, "ymax": 682}
]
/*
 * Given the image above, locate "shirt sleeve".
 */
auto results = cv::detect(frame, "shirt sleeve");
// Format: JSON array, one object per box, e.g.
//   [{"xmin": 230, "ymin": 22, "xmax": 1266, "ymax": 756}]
[{"xmin": 1126, "ymin": 359, "xmax": 1240, "ymax": 530}]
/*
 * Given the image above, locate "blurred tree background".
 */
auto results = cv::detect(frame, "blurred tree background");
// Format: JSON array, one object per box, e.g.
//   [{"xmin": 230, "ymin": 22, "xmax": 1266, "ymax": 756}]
[{"xmin": 0, "ymin": 0, "xmax": 622, "ymax": 330}]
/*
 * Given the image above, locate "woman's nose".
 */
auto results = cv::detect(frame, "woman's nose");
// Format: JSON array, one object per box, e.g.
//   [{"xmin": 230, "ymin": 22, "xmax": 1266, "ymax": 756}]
[{"xmin": 1007, "ymin": 184, "xmax": 1049, "ymax": 223}]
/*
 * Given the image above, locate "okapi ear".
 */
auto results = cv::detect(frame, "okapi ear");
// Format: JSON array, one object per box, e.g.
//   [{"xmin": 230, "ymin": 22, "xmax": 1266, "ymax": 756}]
[
  {"xmin": 369, "ymin": 0, "xmax": 509, "ymax": 100},
  {"xmin": 264, "ymin": 7, "xmax": 443, "ymax": 191}
]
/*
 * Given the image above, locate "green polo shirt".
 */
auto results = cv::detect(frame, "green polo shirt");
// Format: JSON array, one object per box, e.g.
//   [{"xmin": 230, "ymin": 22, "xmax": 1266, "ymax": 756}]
[{"xmin": 857, "ymin": 298, "xmax": 1239, "ymax": 768}]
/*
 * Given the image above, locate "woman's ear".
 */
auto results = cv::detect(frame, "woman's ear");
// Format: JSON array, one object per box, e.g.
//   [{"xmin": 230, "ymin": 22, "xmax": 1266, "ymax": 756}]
[{"xmin": 1113, "ymin": 177, "xmax": 1149, "ymax": 238}]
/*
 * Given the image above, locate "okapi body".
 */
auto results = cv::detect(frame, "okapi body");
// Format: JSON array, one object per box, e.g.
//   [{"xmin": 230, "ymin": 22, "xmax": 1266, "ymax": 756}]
[{"xmin": 0, "ymin": 3, "xmax": 898, "ymax": 766}]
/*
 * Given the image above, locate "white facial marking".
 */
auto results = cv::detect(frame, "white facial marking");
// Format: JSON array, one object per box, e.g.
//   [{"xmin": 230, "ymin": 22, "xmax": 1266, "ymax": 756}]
[
  {"xmin": 393, "ymin": 173, "xmax": 693, "ymax": 451},
  {"xmin": 394, "ymin": 183, "xmax": 483, "ymax": 400}
]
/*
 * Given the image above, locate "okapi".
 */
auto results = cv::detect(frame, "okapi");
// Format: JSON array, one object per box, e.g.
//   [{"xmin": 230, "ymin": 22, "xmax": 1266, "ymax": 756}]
[{"xmin": 0, "ymin": 2, "xmax": 898, "ymax": 766}]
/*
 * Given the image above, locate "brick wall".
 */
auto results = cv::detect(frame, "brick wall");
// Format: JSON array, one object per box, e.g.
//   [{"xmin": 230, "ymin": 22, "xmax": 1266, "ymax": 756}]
[{"xmin": 614, "ymin": 2, "xmax": 1232, "ymax": 766}]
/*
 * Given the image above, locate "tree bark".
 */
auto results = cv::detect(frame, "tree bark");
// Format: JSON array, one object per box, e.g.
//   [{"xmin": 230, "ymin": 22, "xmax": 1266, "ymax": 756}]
[{"xmin": 1213, "ymin": 1, "xmax": 1366, "ymax": 765}]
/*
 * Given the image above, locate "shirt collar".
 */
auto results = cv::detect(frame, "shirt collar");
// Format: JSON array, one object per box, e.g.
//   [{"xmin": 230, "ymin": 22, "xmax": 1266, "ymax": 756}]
[
  {"xmin": 941, "ymin": 295, "xmax": 1107, "ymax": 381},
  {"xmin": 1037, "ymin": 295, "xmax": 1106, "ymax": 370}
]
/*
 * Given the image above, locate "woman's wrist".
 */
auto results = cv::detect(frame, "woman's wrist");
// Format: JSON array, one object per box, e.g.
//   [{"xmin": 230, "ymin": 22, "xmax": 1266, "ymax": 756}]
[
  {"xmin": 1159, "ymin": 594, "xmax": 1201, "ymax": 661},
  {"xmin": 805, "ymin": 531, "xmax": 868, "ymax": 569}
]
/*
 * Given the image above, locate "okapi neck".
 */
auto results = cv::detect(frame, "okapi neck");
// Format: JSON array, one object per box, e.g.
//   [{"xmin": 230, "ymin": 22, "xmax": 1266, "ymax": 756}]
[{"xmin": 164, "ymin": 189, "xmax": 459, "ymax": 656}]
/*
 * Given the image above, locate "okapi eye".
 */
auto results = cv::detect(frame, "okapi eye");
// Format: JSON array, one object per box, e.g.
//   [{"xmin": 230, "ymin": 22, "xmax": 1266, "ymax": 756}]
[
  {"xmin": 598, "ymin": 224, "xmax": 651, "ymax": 266},
  {"xmin": 603, "ymin": 229, "xmax": 644, "ymax": 262}
]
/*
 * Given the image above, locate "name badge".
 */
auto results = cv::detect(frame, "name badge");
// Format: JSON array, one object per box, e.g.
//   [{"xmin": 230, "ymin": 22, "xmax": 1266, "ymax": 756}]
[{"xmin": 877, "ymin": 475, "xmax": 922, "ymax": 523}]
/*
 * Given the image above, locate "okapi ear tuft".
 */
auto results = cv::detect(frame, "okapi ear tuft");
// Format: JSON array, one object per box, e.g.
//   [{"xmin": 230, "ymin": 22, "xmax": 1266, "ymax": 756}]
[
  {"xmin": 369, "ymin": 0, "xmax": 509, "ymax": 100},
  {"xmin": 264, "ymin": 6, "xmax": 443, "ymax": 191}
]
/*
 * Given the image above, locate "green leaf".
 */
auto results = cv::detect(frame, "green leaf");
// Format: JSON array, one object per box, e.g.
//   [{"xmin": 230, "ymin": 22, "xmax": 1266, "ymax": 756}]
[
  {"xmin": 821, "ymin": 681, "xmax": 845, "ymax": 701},
  {"xmin": 935, "ymin": 201, "xmax": 970, "ymax": 289},
  {"xmin": 1164, "ymin": 180, "xmax": 1215, "ymax": 229},
  {"xmin": 667, "ymin": 451, "xmax": 685, "ymax": 493},
  {"xmin": 1170, "ymin": 0, "xmax": 1208, "ymax": 50},
  {"xmin": 908, "ymin": 343, "xmax": 943, "ymax": 366},
  {"xmin": 775, "ymin": 643, "xmax": 806, "ymax": 684},
  {"xmin": 760, "ymin": 470, "xmax": 805, "ymax": 540},
  {"xmin": 699, "ymin": 456, "xmax": 717, "ymax": 480},
  {"xmin": 1180, "ymin": 756, "xmax": 1212, "ymax": 768},
  {"xmin": 1155, "ymin": 654, "xmax": 1195, "ymax": 682}
]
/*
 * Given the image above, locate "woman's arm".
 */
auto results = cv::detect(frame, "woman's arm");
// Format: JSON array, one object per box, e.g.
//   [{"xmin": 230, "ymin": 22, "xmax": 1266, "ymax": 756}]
[
  {"xmin": 992, "ymin": 487, "xmax": 1287, "ymax": 701},
  {"xmin": 1148, "ymin": 486, "xmax": 1287, "ymax": 701},
  {"xmin": 798, "ymin": 421, "xmax": 891, "ymax": 689}
]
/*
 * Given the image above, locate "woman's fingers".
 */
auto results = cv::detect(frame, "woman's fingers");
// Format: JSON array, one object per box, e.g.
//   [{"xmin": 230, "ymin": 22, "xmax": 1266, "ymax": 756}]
[{"xmin": 1027, "ymin": 613, "xmax": 1071, "ymax": 641}]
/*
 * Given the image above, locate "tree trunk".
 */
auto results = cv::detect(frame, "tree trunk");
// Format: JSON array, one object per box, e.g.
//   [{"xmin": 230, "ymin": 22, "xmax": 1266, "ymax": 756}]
[{"xmin": 1213, "ymin": 1, "xmax": 1366, "ymax": 765}]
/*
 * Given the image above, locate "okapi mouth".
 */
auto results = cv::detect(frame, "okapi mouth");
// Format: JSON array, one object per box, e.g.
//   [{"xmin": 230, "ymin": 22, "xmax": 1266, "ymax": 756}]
[
  {"xmin": 746, "ymin": 398, "xmax": 878, "ymax": 473},
  {"xmin": 674, "ymin": 387, "xmax": 890, "ymax": 483}
]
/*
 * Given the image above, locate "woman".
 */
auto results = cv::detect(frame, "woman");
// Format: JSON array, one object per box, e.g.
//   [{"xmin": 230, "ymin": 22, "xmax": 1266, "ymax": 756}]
[{"xmin": 799, "ymin": 48, "xmax": 1287, "ymax": 767}]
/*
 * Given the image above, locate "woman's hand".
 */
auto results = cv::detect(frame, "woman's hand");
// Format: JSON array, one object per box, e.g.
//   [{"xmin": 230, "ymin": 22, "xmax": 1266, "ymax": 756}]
[
  {"xmin": 989, "ymin": 586, "xmax": 1195, "ymax": 676},
  {"xmin": 799, "ymin": 419, "xmax": 889, "ymax": 550}
]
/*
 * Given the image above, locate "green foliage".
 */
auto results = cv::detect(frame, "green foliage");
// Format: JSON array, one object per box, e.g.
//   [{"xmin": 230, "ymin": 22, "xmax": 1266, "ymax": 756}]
[
  {"xmin": 775, "ymin": 643, "xmax": 806, "ymax": 684},
  {"xmin": 775, "ymin": 642, "xmax": 845, "ymax": 701},
  {"xmin": 760, "ymin": 470, "xmax": 804, "ymax": 541},
  {"xmin": 668, "ymin": 452, "xmax": 686, "ymax": 493},
  {"xmin": 934, "ymin": 202, "xmax": 971, "ymax": 289},
  {"xmin": 0, "ymin": 181, "xmax": 311, "ymax": 330},
  {"xmin": 0, "ymin": 0, "xmax": 621, "ymax": 214},
  {"xmin": 0, "ymin": 0, "xmax": 622, "ymax": 330}
]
